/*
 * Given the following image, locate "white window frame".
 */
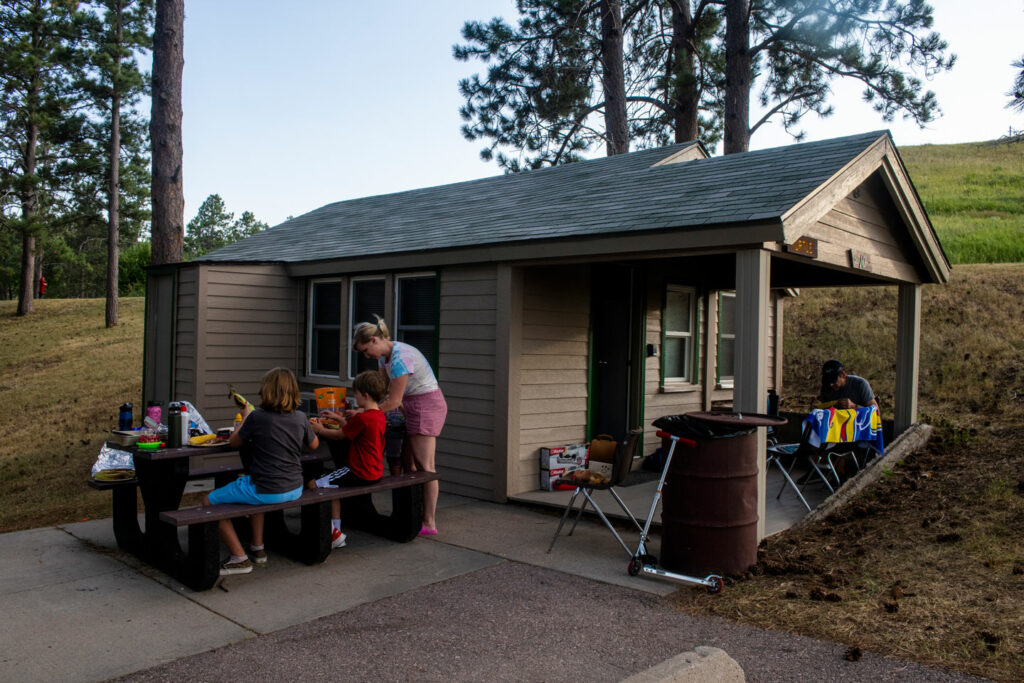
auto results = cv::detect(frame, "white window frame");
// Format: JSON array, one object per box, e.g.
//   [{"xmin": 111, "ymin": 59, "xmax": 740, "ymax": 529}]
[
  {"xmin": 716, "ymin": 290, "xmax": 736, "ymax": 388},
  {"xmin": 307, "ymin": 278, "xmax": 342, "ymax": 379},
  {"xmin": 661, "ymin": 284, "xmax": 698, "ymax": 387}
]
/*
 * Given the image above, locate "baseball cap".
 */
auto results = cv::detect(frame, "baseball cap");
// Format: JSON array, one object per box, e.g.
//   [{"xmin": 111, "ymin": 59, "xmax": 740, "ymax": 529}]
[{"xmin": 821, "ymin": 359, "xmax": 844, "ymax": 386}]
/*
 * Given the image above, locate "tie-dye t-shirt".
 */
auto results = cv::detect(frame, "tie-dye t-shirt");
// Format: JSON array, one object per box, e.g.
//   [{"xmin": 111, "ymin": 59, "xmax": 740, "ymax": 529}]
[{"xmin": 380, "ymin": 341, "xmax": 439, "ymax": 396}]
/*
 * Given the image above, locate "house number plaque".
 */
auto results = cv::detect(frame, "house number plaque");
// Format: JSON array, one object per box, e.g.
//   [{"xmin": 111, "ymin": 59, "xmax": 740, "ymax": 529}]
[{"xmin": 785, "ymin": 236, "xmax": 818, "ymax": 258}]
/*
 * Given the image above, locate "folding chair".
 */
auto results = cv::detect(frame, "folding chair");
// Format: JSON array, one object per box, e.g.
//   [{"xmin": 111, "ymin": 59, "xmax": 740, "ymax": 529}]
[
  {"xmin": 547, "ymin": 429, "xmax": 644, "ymax": 556},
  {"xmin": 766, "ymin": 421, "xmax": 836, "ymax": 512}
]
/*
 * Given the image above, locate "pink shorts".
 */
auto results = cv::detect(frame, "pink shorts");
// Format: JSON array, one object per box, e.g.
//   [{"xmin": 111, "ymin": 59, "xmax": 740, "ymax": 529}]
[{"xmin": 402, "ymin": 389, "xmax": 447, "ymax": 437}]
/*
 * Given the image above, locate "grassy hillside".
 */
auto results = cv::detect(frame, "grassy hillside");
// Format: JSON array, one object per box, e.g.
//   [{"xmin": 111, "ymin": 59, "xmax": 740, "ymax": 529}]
[
  {"xmin": 900, "ymin": 138, "xmax": 1024, "ymax": 264},
  {"xmin": 670, "ymin": 263, "xmax": 1024, "ymax": 682},
  {"xmin": 0, "ymin": 298, "xmax": 145, "ymax": 530}
]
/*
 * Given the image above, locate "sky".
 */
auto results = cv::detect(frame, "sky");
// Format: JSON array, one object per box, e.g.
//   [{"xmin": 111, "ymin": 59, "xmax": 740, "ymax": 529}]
[{"xmin": 180, "ymin": 1, "xmax": 1024, "ymax": 228}]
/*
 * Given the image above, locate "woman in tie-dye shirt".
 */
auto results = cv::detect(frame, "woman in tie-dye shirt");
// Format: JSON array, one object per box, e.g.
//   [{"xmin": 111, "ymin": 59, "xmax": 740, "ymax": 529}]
[{"xmin": 352, "ymin": 316, "xmax": 447, "ymax": 535}]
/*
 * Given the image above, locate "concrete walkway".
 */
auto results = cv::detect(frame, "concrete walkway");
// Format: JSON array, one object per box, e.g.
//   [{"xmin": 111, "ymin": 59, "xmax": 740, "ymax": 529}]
[{"xmin": 0, "ymin": 492, "xmax": 986, "ymax": 682}]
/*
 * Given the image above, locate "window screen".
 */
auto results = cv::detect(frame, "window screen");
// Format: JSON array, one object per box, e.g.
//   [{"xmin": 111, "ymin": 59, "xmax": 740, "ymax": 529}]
[
  {"xmin": 396, "ymin": 275, "xmax": 438, "ymax": 371},
  {"xmin": 310, "ymin": 281, "xmax": 341, "ymax": 376},
  {"xmin": 349, "ymin": 279, "xmax": 386, "ymax": 378}
]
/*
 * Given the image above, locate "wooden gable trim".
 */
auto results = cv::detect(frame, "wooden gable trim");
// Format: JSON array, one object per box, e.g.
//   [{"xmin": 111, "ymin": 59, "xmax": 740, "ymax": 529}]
[
  {"xmin": 780, "ymin": 134, "xmax": 888, "ymax": 247},
  {"xmin": 780, "ymin": 133, "xmax": 949, "ymax": 284},
  {"xmin": 649, "ymin": 141, "xmax": 709, "ymax": 166},
  {"xmin": 876, "ymin": 140, "xmax": 951, "ymax": 283}
]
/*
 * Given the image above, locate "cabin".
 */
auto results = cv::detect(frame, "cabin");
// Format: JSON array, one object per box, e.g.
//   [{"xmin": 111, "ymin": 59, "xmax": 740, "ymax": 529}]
[{"xmin": 143, "ymin": 130, "xmax": 948, "ymax": 539}]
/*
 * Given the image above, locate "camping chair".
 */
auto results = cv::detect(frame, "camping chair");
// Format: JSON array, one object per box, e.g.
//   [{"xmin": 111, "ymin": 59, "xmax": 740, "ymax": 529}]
[
  {"xmin": 766, "ymin": 420, "xmax": 836, "ymax": 512},
  {"xmin": 802, "ymin": 405, "xmax": 884, "ymax": 485},
  {"xmin": 546, "ymin": 429, "xmax": 644, "ymax": 557}
]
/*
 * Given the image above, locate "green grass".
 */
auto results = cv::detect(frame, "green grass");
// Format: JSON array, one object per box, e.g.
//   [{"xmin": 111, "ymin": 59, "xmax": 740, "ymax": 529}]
[
  {"xmin": 0, "ymin": 298, "xmax": 145, "ymax": 530},
  {"xmin": 900, "ymin": 139, "xmax": 1024, "ymax": 264}
]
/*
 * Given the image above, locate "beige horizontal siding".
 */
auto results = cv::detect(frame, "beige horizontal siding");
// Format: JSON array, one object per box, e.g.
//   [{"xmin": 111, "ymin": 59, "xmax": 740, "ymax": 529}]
[
  {"xmin": 642, "ymin": 279, "xmax": 706, "ymax": 455},
  {"xmin": 513, "ymin": 264, "xmax": 589, "ymax": 496},
  {"xmin": 801, "ymin": 176, "xmax": 922, "ymax": 282}
]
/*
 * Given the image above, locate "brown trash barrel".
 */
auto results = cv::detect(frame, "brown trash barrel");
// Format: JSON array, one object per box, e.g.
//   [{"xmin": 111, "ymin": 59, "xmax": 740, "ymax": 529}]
[{"xmin": 656, "ymin": 411, "xmax": 786, "ymax": 576}]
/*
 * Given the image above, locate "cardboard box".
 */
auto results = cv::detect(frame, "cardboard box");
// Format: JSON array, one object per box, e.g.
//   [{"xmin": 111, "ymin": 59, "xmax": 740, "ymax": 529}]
[{"xmin": 540, "ymin": 443, "xmax": 587, "ymax": 490}]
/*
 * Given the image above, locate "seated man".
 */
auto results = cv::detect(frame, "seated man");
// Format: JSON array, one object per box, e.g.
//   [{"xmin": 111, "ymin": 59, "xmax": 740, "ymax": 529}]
[
  {"xmin": 815, "ymin": 359, "xmax": 879, "ymax": 479},
  {"xmin": 818, "ymin": 359, "xmax": 878, "ymax": 411}
]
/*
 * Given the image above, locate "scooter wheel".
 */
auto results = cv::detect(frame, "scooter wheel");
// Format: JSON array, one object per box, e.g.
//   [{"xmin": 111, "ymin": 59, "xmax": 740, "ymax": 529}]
[
  {"xmin": 628, "ymin": 557, "xmax": 641, "ymax": 576},
  {"xmin": 706, "ymin": 575, "xmax": 724, "ymax": 594}
]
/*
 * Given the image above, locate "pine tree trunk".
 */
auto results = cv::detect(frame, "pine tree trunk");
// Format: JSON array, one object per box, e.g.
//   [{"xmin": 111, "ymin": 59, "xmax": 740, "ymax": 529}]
[
  {"xmin": 669, "ymin": 0, "xmax": 699, "ymax": 143},
  {"xmin": 724, "ymin": 0, "xmax": 751, "ymax": 154},
  {"xmin": 600, "ymin": 0, "xmax": 629, "ymax": 156},
  {"xmin": 17, "ymin": 87, "xmax": 39, "ymax": 316},
  {"xmin": 150, "ymin": 0, "xmax": 184, "ymax": 266},
  {"xmin": 107, "ymin": 89, "xmax": 121, "ymax": 327},
  {"xmin": 106, "ymin": 3, "xmax": 123, "ymax": 328}
]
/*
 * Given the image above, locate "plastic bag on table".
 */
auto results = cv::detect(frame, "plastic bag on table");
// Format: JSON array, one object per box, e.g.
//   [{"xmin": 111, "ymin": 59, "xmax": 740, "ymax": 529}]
[
  {"xmin": 179, "ymin": 400, "xmax": 213, "ymax": 435},
  {"xmin": 91, "ymin": 443, "xmax": 136, "ymax": 481}
]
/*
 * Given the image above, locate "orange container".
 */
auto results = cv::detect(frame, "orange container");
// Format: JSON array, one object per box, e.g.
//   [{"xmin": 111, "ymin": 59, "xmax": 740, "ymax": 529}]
[{"xmin": 314, "ymin": 387, "xmax": 347, "ymax": 413}]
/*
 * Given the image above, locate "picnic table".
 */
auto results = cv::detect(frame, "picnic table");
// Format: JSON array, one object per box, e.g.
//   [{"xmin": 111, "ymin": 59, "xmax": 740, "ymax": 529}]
[{"xmin": 91, "ymin": 441, "xmax": 435, "ymax": 590}]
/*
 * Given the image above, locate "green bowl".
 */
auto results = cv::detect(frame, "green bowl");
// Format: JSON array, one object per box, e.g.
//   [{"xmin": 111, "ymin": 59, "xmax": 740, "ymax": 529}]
[{"xmin": 137, "ymin": 441, "xmax": 163, "ymax": 451}]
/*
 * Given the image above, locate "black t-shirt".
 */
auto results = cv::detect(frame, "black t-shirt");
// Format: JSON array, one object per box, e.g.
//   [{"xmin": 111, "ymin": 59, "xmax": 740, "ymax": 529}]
[
  {"xmin": 236, "ymin": 409, "xmax": 315, "ymax": 493},
  {"xmin": 818, "ymin": 374, "xmax": 875, "ymax": 408}
]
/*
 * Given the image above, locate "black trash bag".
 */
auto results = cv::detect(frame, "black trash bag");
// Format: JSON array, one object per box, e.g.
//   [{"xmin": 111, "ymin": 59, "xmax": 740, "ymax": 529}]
[{"xmin": 652, "ymin": 413, "xmax": 755, "ymax": 440}]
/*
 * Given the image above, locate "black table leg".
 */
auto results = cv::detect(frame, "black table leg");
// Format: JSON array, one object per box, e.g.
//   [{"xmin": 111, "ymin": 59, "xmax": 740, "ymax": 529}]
[
  {"xmin": 385, "ymin": 484, "xmax": 424, "ymax": 542},
  {"xmin": 134, "ymin": 458, "xmax": 189, "ymax": 568},
  {"xmin": 177, "ymin": 522, "xmax": 221, "ymax": 591},
  {"xmin": 109, "ymin": 483, "xmax": 143, "ymax": 554}
]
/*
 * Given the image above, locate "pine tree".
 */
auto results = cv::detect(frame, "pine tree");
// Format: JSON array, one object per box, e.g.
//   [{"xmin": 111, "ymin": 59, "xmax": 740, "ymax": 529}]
[
  {"xmin": 455, "ymin": 1, "xmax": 723, "ymax": 170},
  {"xmin": 185, "ymin": 194, "xmax": 269, "ymax": 260},
  {"xmin": 78, "ymin": 0, "xmax": 153, "ymax": 326},
  {"xmin": 0, "ymin": 0, "xmax": 83, "ymax": 314},
  {"xmin": 1008, "ymin": 55, "xmax": 1024, "ymax": 114},
  {"xmin": 722, "ymin": 0, "xmax": 956, "ymax": 153}
]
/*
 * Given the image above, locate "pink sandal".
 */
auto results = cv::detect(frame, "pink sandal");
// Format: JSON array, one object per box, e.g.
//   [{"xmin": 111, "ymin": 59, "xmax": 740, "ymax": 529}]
[{"xmin": 418, "ymin": 526, "xmax": 438, "ymax": 536}]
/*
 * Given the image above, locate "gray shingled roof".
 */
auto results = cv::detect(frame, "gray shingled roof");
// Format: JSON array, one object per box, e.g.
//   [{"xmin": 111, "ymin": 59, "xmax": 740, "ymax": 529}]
[{"xmin": 197, "ymin": 130, "xmax": 887, "ymax": 264}]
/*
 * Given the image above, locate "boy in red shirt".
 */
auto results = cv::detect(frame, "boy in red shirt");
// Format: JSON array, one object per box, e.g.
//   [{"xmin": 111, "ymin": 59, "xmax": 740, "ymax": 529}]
[{"xmin": 309, "ymin": 370, "xmax": 386, "ymax": 549}]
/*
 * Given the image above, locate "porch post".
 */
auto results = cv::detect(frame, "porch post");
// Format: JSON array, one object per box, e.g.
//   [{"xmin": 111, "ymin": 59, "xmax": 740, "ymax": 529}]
[
  {"xmin": 734, "ymin": 249, "xmax": 770, "ymax": 541},
  {"xmin": 494, "ymin": 264, "xmax": 523, "ymax": 503},
  {"xmin": 894, "ymin": 283, "xmax": 921, "ymax": 436}
]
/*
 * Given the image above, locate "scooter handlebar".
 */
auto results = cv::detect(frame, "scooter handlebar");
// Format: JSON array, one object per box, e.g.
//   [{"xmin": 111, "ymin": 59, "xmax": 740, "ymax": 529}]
[{"xmin": 655, "ymin": 431, "xmax": 697, "ymax": 448}]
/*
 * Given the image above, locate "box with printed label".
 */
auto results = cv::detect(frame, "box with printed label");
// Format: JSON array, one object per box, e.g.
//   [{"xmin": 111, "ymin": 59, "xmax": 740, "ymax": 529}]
[{"xmin": 539, "ymin": 443, "xmax": 587, "ymax": 490}]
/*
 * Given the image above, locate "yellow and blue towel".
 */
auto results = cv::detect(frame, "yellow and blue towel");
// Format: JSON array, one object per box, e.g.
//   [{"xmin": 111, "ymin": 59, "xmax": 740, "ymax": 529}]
[{"xmin": 805, "ymin": 406, "xmax": 884, "ymax": 454}]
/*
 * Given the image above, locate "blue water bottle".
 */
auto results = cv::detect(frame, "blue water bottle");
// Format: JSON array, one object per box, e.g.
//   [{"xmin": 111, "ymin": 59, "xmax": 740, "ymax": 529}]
[{"xmin": 118, "ymin": 402, "xmax": 133, "ymax": 430}]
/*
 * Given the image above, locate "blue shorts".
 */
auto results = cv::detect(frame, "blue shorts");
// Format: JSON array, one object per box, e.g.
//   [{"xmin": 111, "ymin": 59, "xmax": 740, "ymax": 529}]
[{"xmin": 208, "ymin": 475, "xmax": 303, "ymax": 506}]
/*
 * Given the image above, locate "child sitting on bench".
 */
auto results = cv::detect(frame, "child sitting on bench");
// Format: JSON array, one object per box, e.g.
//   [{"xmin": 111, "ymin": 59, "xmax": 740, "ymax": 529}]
[
  {"xmin": 206, "ymin": 367, "xmax": 319, "ymax": 576},
  {"xmin": 309, "ymin": 370, "xmax": 387, "ymax": 549}
]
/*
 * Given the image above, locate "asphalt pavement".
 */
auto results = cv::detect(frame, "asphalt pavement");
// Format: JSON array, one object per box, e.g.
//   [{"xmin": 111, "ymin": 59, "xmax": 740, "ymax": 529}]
[{"xmin": 0, "ymin": 492, "xmax": 989, "ymax": 682}]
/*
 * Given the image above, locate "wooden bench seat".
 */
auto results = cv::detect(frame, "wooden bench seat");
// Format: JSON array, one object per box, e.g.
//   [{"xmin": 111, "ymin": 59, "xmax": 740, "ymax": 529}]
[
  {"xmin": 161, "ymin": 471, "xmax": 440, "ymax": 526},
  {"xmin": 157, "ymin": 471, "xmax": 439, "ymax": 591}
]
